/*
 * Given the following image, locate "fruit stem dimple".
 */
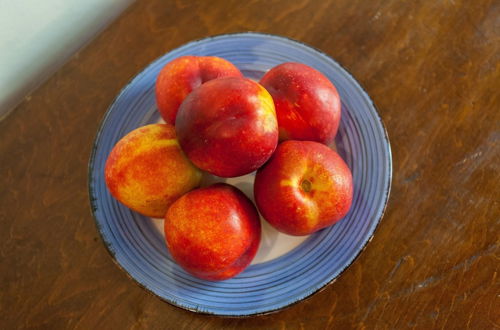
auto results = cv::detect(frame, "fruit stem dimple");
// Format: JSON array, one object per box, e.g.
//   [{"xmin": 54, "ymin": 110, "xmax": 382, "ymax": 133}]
[{"xmin": 301, "ymin": 179, "xmax": 312, "ymax": 192}]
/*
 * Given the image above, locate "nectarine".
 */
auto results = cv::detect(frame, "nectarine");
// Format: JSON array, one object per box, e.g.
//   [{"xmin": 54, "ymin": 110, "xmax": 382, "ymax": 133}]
[
  {"xmin": 104, "ymin": 124, "xmax": 202, "ymax": 218},
  {"xmin": 254, "ymin": 140, "xmax": 353, "ymax": 236},
  {"xmin": 176, "ymin": 77, "xmax": 278, "ymax": 177},
  {"xmin": 165, "ymin": 183, "xmax": 261, "ymax": 281},
  {"xmin": 155, "ymin": 56, "xmax": 242, "ymax": 124},
  {"xmin": 260, "ymin": 62, "xmax": 341, "ymax": 144}
]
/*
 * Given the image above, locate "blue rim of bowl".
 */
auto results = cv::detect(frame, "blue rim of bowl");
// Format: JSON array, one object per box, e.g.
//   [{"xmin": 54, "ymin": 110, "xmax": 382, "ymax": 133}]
[{"xmin": 87, "ymin": 32, "xmax": 392, "ymax": 317}]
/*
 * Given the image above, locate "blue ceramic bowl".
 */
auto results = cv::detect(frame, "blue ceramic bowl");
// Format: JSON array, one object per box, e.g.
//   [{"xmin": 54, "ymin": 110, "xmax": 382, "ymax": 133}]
[{"xmin": 88, "ymin": 32, "xmax": 392, "ymax": 316}]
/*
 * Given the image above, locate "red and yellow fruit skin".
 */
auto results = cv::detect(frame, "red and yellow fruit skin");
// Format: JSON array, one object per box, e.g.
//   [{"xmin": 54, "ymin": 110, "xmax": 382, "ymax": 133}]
[
  {"xmin": 104, "ymin": 124, "xmax": 202, "ymax": 218},
  {"xmin": 176, "ymin": 77, "xmax": 278, "ymax": 177},
  {"xmin": 155, "ymin": 56, "xmax": 242, "ymax": 124},
  {"xmin": 254, "ymin": 140, "xmax": 353, "ymax": 236},
  {"xmin": 164, "ymin": 183, "xmax": 261, "ymax": 281},
  {"xmin": 259, "ymin": 62, "xmax": 341, "ymax": 144}
]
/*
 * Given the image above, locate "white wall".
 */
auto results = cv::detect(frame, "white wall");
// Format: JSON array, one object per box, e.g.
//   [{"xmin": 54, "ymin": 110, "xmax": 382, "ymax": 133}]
[{"xmin": 0, "ymin": 0, "xmax": 134, "ymax": 119}]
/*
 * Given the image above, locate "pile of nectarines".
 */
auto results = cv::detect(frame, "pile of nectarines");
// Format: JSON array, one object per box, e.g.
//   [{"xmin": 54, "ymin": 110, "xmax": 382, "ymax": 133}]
[{"xmin": 105, "ymin": 56, "xmax": 353, "ymax": 281}]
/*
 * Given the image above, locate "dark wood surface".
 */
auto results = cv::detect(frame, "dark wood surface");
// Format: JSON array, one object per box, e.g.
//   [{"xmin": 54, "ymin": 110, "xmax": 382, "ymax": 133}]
[{"xmin": 1, "ymin": 0, "xmax": 498, "ymax": 328}]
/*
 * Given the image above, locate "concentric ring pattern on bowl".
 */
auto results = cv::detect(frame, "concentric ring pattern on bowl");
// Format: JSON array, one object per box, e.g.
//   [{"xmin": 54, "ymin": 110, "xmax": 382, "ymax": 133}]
[{"xmin": 88, "ymin": 32, "xmax": 392, "ymax": 316}]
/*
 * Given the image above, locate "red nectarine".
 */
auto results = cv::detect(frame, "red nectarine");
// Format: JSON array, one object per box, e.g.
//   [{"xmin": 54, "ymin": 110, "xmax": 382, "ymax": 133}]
[
  {"xmin": 176, "ymin": 77, "xmax": 278, "ymax": 177},
  {"xmin": 104, "ymin": 124, "xmax": 202, "ymax": 218},
  {"xmin": 155, "ymin": 56, "xmax": 242, "ymax": 124},
  {"xmin": 164, "ymin": 183, "xmax": 261, "ymax": 281},
  {"xmin": 254, "ymin": 140, "xmax": 353, "ymax": 236},
  {"xmin": 260, "ymin": 62, "xmax": 341, "ymax": 144}
]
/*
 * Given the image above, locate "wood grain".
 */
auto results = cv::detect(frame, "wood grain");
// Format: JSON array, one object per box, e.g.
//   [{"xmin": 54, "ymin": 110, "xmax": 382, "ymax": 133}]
[{"xmin": 1, "ymin": 0, "xmax": 498, "ymax": 328}]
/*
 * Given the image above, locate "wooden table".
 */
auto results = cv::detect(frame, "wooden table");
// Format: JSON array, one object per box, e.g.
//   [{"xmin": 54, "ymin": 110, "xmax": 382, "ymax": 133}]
[{"xmin": 1, "ymin": 0, "xmax": 498, "ymax": 328}]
